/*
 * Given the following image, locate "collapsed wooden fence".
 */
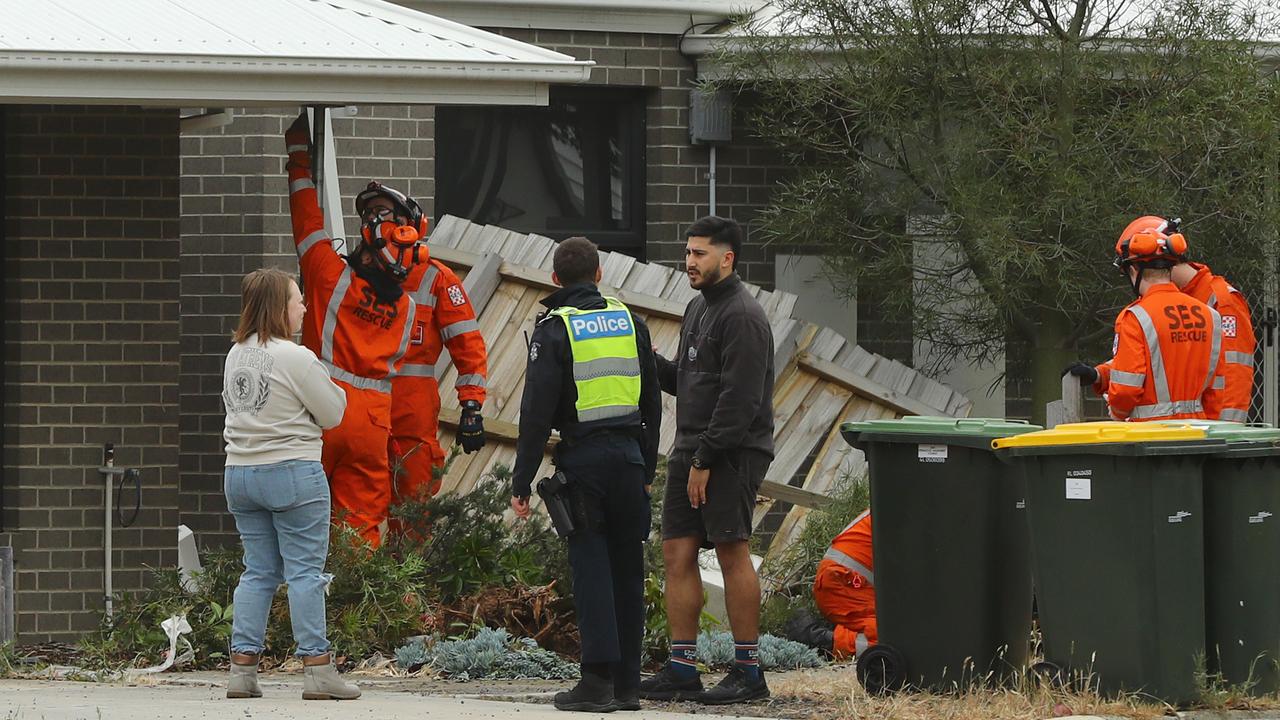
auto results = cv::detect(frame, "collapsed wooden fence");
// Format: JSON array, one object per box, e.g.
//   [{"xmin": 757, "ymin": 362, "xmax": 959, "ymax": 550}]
[{"xmin": 424, "ymin": 216, "xmax": 973, "ymax": 561}]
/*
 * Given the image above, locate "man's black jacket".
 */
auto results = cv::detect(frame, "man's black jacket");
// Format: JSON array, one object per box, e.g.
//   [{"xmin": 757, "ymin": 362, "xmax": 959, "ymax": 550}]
[
  {"xmin": 655, "ymin": 272, "xmax": 774, "ymax": 466},
  {"xmin": 511, "ymin": 282, "xmax": 661, "ymax": 498}
]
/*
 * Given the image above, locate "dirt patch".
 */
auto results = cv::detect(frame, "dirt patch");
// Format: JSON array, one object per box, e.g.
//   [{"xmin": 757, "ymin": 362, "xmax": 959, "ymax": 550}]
[{"xmin": 441, "ymin": 583, "xmax": 580, "ymax": 657}]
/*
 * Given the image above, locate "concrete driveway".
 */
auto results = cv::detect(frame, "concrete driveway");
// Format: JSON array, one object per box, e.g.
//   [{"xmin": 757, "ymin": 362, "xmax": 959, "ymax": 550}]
[{"xmin": 0, "ymin": 677, "xmax": 774, "ymax": 720}]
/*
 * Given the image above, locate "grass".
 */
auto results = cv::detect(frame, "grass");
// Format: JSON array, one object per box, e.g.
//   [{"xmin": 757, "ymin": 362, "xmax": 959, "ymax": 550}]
[{"xmin": 762, "ymin": 662, "xmax": 1280, "ymax": 720}]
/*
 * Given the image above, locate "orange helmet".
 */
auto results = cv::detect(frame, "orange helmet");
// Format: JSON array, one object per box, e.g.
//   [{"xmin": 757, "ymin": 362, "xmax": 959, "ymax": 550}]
[{"xmin": 1113, "ymin": 215, "xmax": 1188, "ymax": 270}]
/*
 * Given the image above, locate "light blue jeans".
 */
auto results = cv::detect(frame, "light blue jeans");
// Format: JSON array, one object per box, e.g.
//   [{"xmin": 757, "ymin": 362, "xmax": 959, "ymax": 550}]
[{"xmin": 225, "ymin": 459, "xmax": 332, "ymax": 657}]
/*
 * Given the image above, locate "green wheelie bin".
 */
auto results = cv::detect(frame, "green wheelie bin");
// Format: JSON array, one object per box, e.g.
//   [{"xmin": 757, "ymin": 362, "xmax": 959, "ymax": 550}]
[
  {"xmin": 994, "ymin": 422, "xmax": 1223, "ymax": 704},
  {"xmin": 840, "ymin": 416, "xmax": 1042, "ymax": 693},
  {"xmin": 1156, "ymin": 420, "xmax": 1280, "ymax": 695}
]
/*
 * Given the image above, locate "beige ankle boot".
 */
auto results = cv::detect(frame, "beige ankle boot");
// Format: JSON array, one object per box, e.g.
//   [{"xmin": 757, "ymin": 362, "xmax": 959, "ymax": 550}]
[
  {"xmin": 302, "ymin": 654, "xmax": 361, "ymax": 700},
  {"xmin": 226, "ymin": 653, "xmax": 262, "ymax": 699}
]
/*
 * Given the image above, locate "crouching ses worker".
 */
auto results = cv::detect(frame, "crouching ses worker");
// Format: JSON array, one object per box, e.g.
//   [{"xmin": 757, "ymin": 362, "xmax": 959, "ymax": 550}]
[{"xmin": 510, "ymin": 236, "xmax": 661, "ymax": 713}]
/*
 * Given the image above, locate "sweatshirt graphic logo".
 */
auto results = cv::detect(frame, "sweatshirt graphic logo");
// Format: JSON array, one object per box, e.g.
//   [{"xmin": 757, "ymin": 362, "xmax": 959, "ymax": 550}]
[
  {"xmin": 224, "ymin": 347, "xmax": 273, "ymax": 415},
  {"xmin": 568, "ymin": 311, "xmax": 631, "ymax": 341}
]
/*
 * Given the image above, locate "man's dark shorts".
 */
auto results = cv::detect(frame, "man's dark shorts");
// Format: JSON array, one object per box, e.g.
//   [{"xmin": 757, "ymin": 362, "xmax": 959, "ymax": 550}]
[{"xmin": 662, "ymin": 449, "xmax": 771, "ymax": 548}]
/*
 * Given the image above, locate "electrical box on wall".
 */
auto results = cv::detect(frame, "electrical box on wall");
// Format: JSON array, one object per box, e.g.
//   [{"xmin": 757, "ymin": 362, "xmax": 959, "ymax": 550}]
[{"xmin": 689, "ymin": 88, "xmax": 732, "ymax": 145}]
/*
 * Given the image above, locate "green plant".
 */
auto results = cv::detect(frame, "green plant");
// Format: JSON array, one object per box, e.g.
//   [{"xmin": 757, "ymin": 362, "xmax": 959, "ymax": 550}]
[
  {"xmin": 696, "ymin": 631, "xmax": 825, "ymax": 670},
  {"xmin": 394, "ymin": 627, "xmax": 579, "ymax": 680},
  {"xmin": 391, "ymin": 463, "xmax": 569, "ymax": 601}
]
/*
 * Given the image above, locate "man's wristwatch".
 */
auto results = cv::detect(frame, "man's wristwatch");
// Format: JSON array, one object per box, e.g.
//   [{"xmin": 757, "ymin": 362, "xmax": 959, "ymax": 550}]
[{"xmin": 691, "ymin": 455, "xmax": 709, "ymax": 470}]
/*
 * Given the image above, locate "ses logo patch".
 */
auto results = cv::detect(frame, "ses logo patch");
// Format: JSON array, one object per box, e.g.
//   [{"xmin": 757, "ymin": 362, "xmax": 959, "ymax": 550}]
[{"xmin": 569, "ymin": 311, "xmax": 632, "ymax": 341}]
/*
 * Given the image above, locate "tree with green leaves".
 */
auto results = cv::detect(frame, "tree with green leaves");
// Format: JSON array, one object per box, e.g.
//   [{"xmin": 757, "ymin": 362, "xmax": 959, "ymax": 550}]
[{"xmin": 722, "ymin": 0, "xmax": 1279, "ymax": 421}]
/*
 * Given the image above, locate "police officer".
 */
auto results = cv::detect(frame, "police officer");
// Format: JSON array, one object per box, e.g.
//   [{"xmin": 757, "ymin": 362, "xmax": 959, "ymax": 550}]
[{"xmin": 510, "ymin": 236, "xmax": 661, "ymax": 713}]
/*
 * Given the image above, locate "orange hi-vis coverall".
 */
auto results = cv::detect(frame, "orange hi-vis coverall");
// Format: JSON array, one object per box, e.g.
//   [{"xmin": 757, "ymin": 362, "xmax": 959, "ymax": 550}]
[
  {"xmin": 1093, "ymin": 283, "xmax": 1225, "ymax": 422},
  {"xmin": 285, "ymin": 131, "xmax": 416, "ymax": 548},
  {"xmin": 389, "ymin": 257, "xmax": 488, "ymax": 502},
  {"xmin": 813, "ymin": 510, "xmax": 876, "ymax": 660},
  {"xmin": 1179, "ymin": 264, "xmax": 1256, "ymax": 422}
]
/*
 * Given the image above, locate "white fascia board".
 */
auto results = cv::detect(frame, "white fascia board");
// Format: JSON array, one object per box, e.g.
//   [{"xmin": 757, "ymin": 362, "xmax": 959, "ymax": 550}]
[
  {"xmin": 401, "ymin": 1, "xmax": 762, "ymax": 34},
  {"xmin": 0, "ymin": 52, "xmax": 592, "ymax": 106}
]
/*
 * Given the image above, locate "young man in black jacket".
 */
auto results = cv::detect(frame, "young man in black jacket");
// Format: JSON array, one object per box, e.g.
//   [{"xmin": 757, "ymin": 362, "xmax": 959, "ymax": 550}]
[
  {"xmin": 641, "ymin": 216, "xmax": 775, "ymax": 704},
  {"xmin": 510, "ymin": 236, "xmax": 662, "ymax": 712}
]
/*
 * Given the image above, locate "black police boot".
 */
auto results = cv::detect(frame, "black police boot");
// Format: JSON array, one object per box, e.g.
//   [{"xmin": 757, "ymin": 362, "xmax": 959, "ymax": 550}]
[
  {"xmin": 637, "ymin": 662, "xmax": 704, "ymax": 701},
  {"xmin": 698, "ymin": 665, "xmax": 770, "ymax": 705},
  {"xmin": 554, "ymin": 669, "xmax": 617, "ymax": 713},
  {"xmin": 611, "ymin": 686, "xmax": 641, "ymax": 711}
]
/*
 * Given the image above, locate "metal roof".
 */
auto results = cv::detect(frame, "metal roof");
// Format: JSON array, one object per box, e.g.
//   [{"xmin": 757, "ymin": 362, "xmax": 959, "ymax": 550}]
[
  {"xmin": 0, "ymin": 0, "xmax": 593, "ymax": 106},
  {"xmin": 401, "ymin": 0, "xmax": 767, "ymax": 35}
]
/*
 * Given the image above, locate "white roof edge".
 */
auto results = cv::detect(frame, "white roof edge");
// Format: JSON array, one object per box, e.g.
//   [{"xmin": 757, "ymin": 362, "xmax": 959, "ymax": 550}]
[
  {"xmin": 401, "ymin": 0, "xmax": 767, "ymax": 34},
  {"xmin": 0, "ymin": 52, "xmax": 592, "ymax": 107}
]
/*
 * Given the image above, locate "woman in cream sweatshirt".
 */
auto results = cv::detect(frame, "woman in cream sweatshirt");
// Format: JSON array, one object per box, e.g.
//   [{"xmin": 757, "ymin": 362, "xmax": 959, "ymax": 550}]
[{"xmin": 222, "ymin": 268, "xmax": 357, "ymax": 701}]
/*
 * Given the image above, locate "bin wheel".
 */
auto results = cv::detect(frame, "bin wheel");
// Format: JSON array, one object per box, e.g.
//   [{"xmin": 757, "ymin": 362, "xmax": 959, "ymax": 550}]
[
  {"xmin": 857, "ymin": 644, "xmax": 906, "ymax": 695},
  {"xmin": 1031, "ymin": 660, "xmax": 1065, "ymax": 688}
]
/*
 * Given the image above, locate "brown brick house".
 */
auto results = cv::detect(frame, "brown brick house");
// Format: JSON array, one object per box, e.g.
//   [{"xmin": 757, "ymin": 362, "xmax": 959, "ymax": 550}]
[{"xmin": 0, "ymin": 0, "xmax": 590, "ymax": 643}]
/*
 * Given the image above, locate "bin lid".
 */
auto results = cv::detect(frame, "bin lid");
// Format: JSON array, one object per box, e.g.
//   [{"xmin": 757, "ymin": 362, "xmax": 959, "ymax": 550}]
[
  {"xmin": 991, "ymin": 420, "xmax": 1218, "ymax": 455},
  {"xmin": 841, "ymin": 416, "xmax": 1042, "ymax": 451},
  {"xmin": 1149, "ymin": 419, "xmax": 1280, "ymax": 442}
]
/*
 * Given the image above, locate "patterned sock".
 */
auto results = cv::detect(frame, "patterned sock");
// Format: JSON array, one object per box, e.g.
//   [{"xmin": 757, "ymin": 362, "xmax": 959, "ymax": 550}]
[
  {"xmin": 669, "ymin": 640, "xmax": 698, "ymax": 678},
  {"xmin": 734, "ymin": 639, "xmax": 761, "ymax": 680}
]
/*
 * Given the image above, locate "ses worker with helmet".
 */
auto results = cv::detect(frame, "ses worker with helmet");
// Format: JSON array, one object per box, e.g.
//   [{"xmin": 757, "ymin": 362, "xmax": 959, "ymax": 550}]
[
  {"xmin": 1065, "ymin": 217, "xmax": 1227, "ymax": 421},
  {"xmin": 284, "ymin": 112, "xmax": 462, "ymax": 548},
  {"xmin": 509, "ymin": 236, "xmax": 661, "ymax": 713},
  {"xmin": 1155, "ymin": 217, "xmax": 1258, "ymax": 422},
  {"xmin": 373, "ymin": 186, "xmax": 490, "ymax": 512}
]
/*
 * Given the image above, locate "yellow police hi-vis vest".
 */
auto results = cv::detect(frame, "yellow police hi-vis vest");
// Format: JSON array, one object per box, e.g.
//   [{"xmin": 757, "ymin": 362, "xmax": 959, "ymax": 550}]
[{"xmin": 549, "ymin": 298, "xmax": 642, "ymax": 424}]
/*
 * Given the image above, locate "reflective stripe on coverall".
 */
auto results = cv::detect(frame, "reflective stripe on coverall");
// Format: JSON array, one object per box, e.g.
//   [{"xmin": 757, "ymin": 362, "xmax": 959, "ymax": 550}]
[
  {"xmin": 1093, "ymin": 283, "xmax": 1224, "ymax": 422},
  {"xmin": 1180, "ymin": 264, "xmax": 1256, "ymax": 421},
  {"xmin": 813, "ymin": 510, "xmax": 876, "ymax": 660},
  {"xmin": 286, "ymin": 130, "xmax": 414, "ymax": 548},
  {"xmin": 389, "ymin": 256, "xmax": 488, "ymax": 504}
]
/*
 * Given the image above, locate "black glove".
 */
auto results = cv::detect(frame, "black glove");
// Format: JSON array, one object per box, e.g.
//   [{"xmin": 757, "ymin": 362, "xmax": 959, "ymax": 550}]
[
  {"xmin": 458, "ymin": 400, "xmax": 485, "ymax": 454},
  {"xmin": 1062, "ymin": 362, "xmax": 1099, "ymax": 386}
]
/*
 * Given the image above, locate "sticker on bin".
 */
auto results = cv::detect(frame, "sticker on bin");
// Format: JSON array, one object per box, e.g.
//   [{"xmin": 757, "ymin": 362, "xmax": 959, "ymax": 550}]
[
  {"xmin": 917, "ymin": 444, "xmax": 947, "ymax": 462},
  {"xmin": 1065, "ymin": 475, "xmax": 1091, "ymax": 500},
  {"xmin": 1168, "ymin": 511, "xmax": 1192, "ymax": 524},
  {"xmin": 1249, "ymin": 511, "xmax": 1272, "ymax": 524}
]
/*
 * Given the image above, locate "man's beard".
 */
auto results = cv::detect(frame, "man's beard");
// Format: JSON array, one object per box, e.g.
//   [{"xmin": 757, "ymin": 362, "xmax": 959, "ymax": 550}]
[{"xmin": 690, "ymin": 265, "xmax": 722, "ymax": 288}]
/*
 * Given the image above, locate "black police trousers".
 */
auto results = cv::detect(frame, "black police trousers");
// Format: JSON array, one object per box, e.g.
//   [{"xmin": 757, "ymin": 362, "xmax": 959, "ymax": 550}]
[{"xmin": 557, "ymin": 432, "xmax": 651, "ymax": 690}]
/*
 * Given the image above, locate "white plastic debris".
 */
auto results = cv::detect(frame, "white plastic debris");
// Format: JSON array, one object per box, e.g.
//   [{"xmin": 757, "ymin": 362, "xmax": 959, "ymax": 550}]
[
  {"xmin": 125, "ymin": 614, "xmax": 194, "ymax": 679},
  {"xmin": 177, "ymin": 525, "xmax": 202, "ymax": 593}
]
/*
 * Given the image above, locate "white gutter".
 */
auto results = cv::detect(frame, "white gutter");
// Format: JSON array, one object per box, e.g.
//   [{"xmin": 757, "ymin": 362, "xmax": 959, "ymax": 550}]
[
  {"xmin": 402, "ymin": 0, "xmax": 767, "ymax": 34},
  {"xmin": 0, "ymin": 52, "xmax": 594, "ymax": 106}
]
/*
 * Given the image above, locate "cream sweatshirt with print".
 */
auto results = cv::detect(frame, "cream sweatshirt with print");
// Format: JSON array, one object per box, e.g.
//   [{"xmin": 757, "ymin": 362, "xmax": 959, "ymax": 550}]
[{"xmin": 223, "ymin": 335, "xmax": 347, "ymax": 466}]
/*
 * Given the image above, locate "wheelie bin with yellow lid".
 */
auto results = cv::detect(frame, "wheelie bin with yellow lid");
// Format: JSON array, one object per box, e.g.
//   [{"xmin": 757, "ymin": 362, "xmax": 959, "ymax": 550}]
[
  {"xmin": 840, "ymin": 416, "xmax": 1041, "ymax": 693},
  {"xmin": 994, "ymin": 421, "xmax": 1224, "ymax": 703},
  {"xmin": 1153, "ymin": 420, "xmax": 1280, "ymax": 695}
]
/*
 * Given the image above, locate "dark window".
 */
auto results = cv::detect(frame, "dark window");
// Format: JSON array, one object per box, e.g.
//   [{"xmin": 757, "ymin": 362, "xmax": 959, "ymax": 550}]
[{"xmin": 436, "ymin": 88, "xmax": 646, "ymax": 257}]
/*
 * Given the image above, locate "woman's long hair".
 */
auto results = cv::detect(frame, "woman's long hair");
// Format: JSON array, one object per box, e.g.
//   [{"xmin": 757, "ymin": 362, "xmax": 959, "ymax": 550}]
[{"xmin": 233, "ymin": 268, "xmax": 294, "ymax": 344}]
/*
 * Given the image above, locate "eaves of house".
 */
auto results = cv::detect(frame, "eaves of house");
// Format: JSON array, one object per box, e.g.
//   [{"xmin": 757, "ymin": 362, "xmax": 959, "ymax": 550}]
[
  {"xmin": 400, "ymin": 0, "xmax": 768, "ymax": 35},
  {"xmin": 0, "ymin": 0, "xmax": 594, "ymax": 107}
]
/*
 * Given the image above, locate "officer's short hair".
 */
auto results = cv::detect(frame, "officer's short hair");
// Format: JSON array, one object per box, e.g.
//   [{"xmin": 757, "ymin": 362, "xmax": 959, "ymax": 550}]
[
  {"xmin": 554, "ymin": 236, "xmax": 600, "ymax": 286},
  {"xmin": 686, "ymin": 215, "xmax": 742, "ymax": 269}
]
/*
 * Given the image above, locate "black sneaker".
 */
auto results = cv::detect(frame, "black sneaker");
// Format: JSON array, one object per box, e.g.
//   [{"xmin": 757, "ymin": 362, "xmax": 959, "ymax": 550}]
[
  {"xmin": 637, "ymin": 662, "xmax": 704, "ymax": 701},
  {"xmin": 698, "ymin": 665, "xmax": 770, "ymax": 705},
  {"xmin": 554, "ymin": 672, "xmax": 617, "ymax": 713},
  {"xmin": 611, "ymin": 688, "xmax": 641, "ymax": 711}
]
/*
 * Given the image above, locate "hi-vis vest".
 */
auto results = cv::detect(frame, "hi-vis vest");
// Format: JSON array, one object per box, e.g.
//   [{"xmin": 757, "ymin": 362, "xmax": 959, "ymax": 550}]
[{"xmin": 549, "ymin": 298, "xmax": 642, "ymax": 424}]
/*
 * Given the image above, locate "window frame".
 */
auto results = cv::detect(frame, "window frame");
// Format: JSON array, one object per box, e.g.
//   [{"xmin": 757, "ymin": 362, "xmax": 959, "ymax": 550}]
[{"xmin": 435, "ymin": 86, "xmax": 648, "ymax": 259}]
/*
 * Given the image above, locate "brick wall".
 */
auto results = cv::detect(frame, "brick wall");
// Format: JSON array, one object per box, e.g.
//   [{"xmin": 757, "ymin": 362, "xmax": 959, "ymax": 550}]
[{"xmin": 2, "ymin": 105, "xmax": 180, "ymax": 641}]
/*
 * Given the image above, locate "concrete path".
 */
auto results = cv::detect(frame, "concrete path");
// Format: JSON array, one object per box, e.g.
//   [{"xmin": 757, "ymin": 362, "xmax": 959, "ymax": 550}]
[{"xmin": 0, "ymin": 678, "xmax": 773, "ymax": 720}]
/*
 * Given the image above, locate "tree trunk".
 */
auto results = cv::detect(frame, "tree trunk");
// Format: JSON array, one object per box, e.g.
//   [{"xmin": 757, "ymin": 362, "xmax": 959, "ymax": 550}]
[{"xmin": 1028, "ymin": 309, "xmax": 1078, "ymax": 427}]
